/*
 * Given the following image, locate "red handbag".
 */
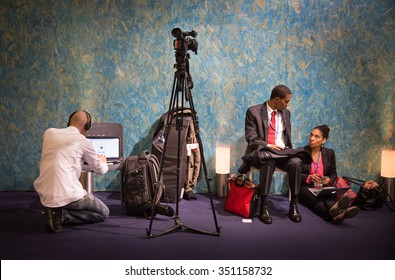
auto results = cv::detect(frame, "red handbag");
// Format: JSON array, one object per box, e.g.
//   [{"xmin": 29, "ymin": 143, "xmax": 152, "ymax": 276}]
[{"xmin": 224, "ymin": 175, "xmax": 259, "ymax": 218}]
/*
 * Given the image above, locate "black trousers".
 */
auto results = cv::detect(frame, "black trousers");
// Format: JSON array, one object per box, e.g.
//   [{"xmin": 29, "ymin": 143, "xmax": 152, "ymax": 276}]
[
  {"xmin": 259, "ymin": 157, "xmax": 302, "ymax": 199},
  {"xmin": 299, "ymin": 186, "xmax": 337, "ymax": 221}
]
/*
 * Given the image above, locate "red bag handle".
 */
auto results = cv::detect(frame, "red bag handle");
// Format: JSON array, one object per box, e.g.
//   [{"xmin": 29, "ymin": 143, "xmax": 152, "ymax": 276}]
[{"xmin": 233, "ymin": 175, "xmax": 256, "ymax": 188}]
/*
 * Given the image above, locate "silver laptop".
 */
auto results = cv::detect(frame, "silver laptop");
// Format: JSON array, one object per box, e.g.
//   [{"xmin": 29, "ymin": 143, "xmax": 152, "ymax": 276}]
[
  {"xmin": 308, "ymin": 186, "xmax": 350, "ymax": 198},
  {"xmin": 88, "ymin": 137, "xmax": 121, "ymax": 164}
]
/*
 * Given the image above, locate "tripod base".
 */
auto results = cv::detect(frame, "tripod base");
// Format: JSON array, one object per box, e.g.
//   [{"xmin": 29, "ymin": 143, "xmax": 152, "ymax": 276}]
[{"xmin": 146, "ymin": 216, "xmax": 221, "ymax": 239}]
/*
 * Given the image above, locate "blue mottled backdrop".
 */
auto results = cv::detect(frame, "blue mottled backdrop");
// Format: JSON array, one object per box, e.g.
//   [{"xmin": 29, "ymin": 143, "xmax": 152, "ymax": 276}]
[{"xmin": 1, "ymin": 0, "xmax": 394, "ymax": 193}]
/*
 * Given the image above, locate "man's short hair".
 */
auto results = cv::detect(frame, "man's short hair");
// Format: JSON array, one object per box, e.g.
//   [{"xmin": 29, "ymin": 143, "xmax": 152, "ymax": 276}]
[{"xmin": 270, "ymin": 85, "xmax": 292, "ymax": 100}]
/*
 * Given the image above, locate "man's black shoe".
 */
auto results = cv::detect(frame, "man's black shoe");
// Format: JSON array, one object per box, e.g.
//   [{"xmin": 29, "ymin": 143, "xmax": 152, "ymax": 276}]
[
  {"xmin": 258, "ymin": 206, "xmax": 272, "ymax": 224},
  {"xmin": 288, "ymin": 203, "xmax": 302, "ymax": 223},
  {"xmin": 44, "ymin": 207, "xmax": 63, "ymax": 233}
]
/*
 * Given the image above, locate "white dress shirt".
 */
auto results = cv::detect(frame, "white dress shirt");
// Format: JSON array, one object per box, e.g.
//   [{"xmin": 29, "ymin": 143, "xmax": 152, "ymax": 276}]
[
  {"xmin": 266, "ymin": 103, "xmax": 286, "ymax": 148},
  {"xmin": 34, "ymin": 126, "xmax": 108, "ymax": 207}
]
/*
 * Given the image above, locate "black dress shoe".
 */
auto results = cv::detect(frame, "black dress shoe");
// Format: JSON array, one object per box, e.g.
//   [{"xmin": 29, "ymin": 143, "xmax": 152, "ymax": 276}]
[
  {"xmin": 258, "ymin": 206, "xmax": 272, "ymax": 224},
  {"xmin": 288, "ymin": 203, "xmax": 302, "ymax": 223}
]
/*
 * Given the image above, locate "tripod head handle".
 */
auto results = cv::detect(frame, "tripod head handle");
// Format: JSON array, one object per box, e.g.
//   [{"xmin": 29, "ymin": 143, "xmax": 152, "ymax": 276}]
[{"xmin": 171, "ymin": 28, "xmax": 197, "ymax": 39}]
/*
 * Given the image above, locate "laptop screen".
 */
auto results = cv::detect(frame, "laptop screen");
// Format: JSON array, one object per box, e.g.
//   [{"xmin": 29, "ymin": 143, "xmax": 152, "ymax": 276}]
[{"xmin": 88, "ymin": 137, "xmax": 120, "ymax": 159}]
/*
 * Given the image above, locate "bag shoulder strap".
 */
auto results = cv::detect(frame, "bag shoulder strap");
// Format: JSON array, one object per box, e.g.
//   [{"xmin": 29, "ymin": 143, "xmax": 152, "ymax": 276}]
[
  {"xmin": 230, "ymin": 174, "xmax": 257, "ymax": 188},
  {"xmin": 342, "ymin": 176, "xmax": 366, "ymax": 185},
  {"xmin": 147, "ymin": 152, "xmax": 166, "ymax": 205},
  {"xmin": 378, "ymin": 186, "xmax": 395, "ymax": 212}
]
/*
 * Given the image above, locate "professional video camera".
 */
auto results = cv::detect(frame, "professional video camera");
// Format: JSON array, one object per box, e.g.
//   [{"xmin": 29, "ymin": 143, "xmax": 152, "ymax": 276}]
[
  {"xmin": 171, "ymin": 28, "xmax": 198, "ymax": 64},
  {"xmin": 171, "ymin": 27, "xmax": 198, "ymax": 54},
  {"xmin": 171, "ymin": 28, "xmax": 198, "ymax": 91}
]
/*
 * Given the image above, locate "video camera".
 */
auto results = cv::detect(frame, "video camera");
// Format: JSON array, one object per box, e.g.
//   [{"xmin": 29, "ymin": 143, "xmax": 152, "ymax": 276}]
[
  {"xmin": 171, "ymin": 28, "xmax": 198, "ymax": 90},
  {"xmin": 171, "ymin": 27, "xmax": 198, "ymax": 59},
  {"xmin": 171, "ymin": 28, "xmax": 198, "ymax": 54}
]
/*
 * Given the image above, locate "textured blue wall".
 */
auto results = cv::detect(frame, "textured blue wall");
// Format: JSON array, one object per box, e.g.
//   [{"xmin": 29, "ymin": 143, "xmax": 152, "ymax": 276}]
[{"xmin": 1, "ymin": 0, "xmax": 394, "ymax": 193}]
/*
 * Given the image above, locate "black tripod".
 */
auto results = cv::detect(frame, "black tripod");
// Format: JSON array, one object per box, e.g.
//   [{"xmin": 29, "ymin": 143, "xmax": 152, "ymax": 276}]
[{"xmin": 146, "ymin": 28, "xmax": 221, "ymax": 238}]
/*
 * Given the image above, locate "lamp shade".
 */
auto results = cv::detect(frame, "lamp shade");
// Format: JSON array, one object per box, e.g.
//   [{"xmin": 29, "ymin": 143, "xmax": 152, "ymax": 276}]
[
  {"xmin": 216, "ymin": 147, "xmax": 230, "ymax": 174},
  {"xmin": 381, "ymin": 150, "xmax": 395, "ymax": 178}
]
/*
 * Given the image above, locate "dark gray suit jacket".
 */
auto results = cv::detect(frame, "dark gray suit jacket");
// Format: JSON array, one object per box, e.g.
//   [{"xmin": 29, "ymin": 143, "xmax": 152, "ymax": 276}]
[
  {"xmin": 238, "ymin": 101, "xmax": 294, "ymax": 173},
  {"xmin": 244, "ymin": 101, "xmax": 292, "ymax": 156}
]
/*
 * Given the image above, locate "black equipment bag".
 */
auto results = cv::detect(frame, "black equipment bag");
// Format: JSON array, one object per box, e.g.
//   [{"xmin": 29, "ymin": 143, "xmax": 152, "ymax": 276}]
[
  {"xmin": 343, "ymin": 176, "xmax": 394, "ymax": 212},
  {"xmin": 152, "ymin": 108, "xmax": 201, "ymax": 203},
  {"xmin": 121, "ymin": 150, "xmax": 172, "ymax": 217}
]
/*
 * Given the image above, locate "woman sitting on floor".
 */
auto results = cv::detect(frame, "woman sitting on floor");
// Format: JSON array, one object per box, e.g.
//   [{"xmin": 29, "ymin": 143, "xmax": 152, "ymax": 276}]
[{"xmin": 298, "ymin": 125, "xmax": 359, "ymax": 224}]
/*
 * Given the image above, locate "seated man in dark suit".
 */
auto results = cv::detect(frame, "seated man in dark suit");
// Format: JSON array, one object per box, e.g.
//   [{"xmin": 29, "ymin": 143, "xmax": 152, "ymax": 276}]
[{"xmin": 239, "ymin": 85, "xmax": 303, "ymax": 224}]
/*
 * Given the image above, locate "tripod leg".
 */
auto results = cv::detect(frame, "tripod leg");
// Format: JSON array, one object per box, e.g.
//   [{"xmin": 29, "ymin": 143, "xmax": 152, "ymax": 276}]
[
  {"xmin": 146, "ymin": 181, "xmax": 160, "ymax": 238},
  {"xmin": 147, "ymin": 76, "xmax": 181, "ymax": 238},
  {"xmin": 187, "ymin": 91, "xmax": 221, "ymax": 235}
]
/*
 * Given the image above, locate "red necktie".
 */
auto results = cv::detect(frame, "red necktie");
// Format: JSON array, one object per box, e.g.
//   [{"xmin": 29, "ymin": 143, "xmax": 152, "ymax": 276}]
[{"xmin": 268, "ymin": 111, "xmax": 276, "ymax": 144}]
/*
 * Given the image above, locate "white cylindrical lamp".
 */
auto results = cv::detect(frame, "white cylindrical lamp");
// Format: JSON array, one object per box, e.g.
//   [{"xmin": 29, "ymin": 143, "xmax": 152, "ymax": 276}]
[
  {"xmin": 381, "ymin": 150, "xmax": 395, "ymax": 201},
  {"xmin": 216, "ymin": 147, "xmax": 230, "ymax": 197}
]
